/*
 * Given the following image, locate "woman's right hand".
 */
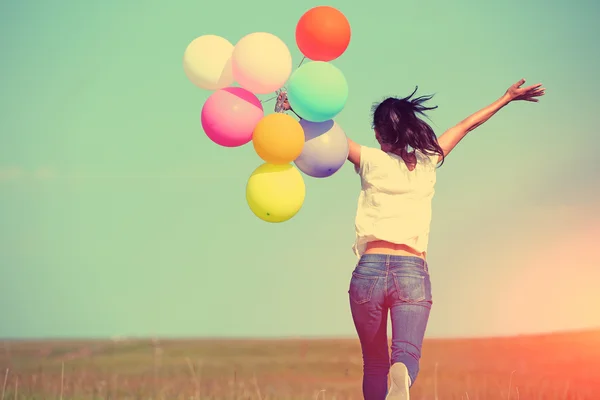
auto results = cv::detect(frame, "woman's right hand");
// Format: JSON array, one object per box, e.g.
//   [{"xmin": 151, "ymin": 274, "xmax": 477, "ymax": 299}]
[{"xmin": 505, "ymin": 79, "xmax": 546, "ymax": 102}]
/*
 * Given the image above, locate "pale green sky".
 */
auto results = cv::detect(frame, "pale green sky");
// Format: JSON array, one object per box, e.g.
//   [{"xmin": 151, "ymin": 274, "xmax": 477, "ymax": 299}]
[{"xmin": 1, "ymin": 0, "xmax": 599, "ymax": 339}]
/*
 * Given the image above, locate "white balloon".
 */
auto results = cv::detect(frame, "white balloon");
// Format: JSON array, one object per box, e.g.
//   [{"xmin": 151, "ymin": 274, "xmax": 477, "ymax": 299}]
[
  {"xmin": 232, "ymin": 32, "xmax": 292, "ymax": 94},
  {"xmin": 183, "ymin": 35, "xmax": 234, "ymax": 91}
]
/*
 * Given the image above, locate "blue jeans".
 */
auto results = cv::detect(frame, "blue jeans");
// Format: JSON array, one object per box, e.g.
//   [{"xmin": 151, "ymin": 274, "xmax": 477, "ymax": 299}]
[{"xmin": 348, "ymin": 254, "xmax": 433, "ymax": 400}]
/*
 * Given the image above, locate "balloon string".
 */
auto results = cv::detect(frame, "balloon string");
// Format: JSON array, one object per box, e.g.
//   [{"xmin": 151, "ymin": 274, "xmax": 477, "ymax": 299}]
[{"xmin": 257, "ymin": 58, "xmax": 304, "ymax": 104}]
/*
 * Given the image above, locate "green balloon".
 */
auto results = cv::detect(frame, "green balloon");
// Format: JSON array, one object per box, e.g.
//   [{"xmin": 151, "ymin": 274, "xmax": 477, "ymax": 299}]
[{"xmin": 287, "ymin": 61, "xmax": 348, "ymax": 123}]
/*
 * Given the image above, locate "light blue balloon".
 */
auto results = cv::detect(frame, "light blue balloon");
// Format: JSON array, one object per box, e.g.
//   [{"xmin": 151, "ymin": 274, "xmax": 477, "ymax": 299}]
[
  {"xmin": 294, "ymin": 119, "xmax": 349, "ymax": 178},
  {"xmin": 287, "ymin": 61, "xmax": 348, "ymax": 123}
]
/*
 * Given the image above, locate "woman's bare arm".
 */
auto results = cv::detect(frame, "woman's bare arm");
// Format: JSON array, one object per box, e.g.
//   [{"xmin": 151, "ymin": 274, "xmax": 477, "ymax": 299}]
[{"xmin": 436, "ymin": 79, "xmax": 545, "ymax": 163}]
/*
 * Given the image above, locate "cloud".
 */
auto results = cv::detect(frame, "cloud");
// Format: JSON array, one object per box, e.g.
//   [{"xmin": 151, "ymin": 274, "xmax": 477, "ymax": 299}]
[
  {"xmin": 33, "ymin": 166, "xmax": 58, "ymax": 181},
  {"xmin": 0, "ymin": 166, "xmax": 59, "ymax": 182},
  {"xmin": 0, "ymin": 167, "xmax": 25, "ymax": 181},
  {"xmin": 0, "ymin": 164, "xmax": 244, "ymax": 182}
]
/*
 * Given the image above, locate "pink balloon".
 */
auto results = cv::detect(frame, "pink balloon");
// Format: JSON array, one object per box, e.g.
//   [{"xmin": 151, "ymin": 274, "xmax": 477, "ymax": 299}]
[{"xmin": 201, "ymin": 87, "xmax": 264, "ymax": 147}]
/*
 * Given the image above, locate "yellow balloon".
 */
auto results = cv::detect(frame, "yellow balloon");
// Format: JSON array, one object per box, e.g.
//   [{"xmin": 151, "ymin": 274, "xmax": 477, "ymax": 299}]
[
  {"xmin": 252, "ymin": 114, "xmax": 305, "ymax": 164},
  {"xmin": 183, "ymin": 35, "xmax": 234, "ymax": 91},
  {"xmin": 246, "ymin": 163, "xmax": 306, "ymax": 223}
]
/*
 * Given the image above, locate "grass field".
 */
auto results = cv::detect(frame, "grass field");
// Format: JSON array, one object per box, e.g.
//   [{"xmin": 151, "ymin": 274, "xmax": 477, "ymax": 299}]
[{"xmin": 1, "ymin": 330, "xmax": 599, "ymax": 400}]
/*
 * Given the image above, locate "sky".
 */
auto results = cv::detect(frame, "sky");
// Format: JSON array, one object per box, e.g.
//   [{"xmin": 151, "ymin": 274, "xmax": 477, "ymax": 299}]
[{"xmin": 0, "ymin": 0, "xmax": 599, "ymax": 339}]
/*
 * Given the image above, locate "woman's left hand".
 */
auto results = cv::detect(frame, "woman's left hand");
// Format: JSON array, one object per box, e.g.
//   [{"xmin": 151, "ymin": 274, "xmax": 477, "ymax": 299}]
[{"xmin": 505, "ymin": 79, "xmax": 546, "ymax": 102}]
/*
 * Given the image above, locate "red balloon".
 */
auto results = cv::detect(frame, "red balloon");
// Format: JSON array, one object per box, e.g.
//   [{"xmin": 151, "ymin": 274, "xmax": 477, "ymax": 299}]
[{"xmin": 295, "ymin": 6, "xmax": 351, "ymax": 62}]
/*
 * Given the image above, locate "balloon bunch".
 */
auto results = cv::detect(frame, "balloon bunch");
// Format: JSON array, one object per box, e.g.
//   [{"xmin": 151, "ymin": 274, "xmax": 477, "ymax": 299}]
[{"xmin": 183, "ymin": 6, "xmax": 351, "ymax": 223}]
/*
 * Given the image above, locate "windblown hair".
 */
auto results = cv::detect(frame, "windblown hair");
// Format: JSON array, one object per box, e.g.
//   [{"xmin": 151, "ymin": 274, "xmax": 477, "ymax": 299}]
[{"xmin": 372, "ymin": 86, "xmax": 444, "ymax": 166}]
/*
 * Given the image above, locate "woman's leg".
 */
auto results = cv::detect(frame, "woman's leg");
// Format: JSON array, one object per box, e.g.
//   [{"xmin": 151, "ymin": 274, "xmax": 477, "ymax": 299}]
[
  {"xmin": 388, "ymin": 260, "xmax": 433, "ymax": 387},
  {"xmin": 349, "ymin": 262, "xmax": 389, "ymax": 400}
]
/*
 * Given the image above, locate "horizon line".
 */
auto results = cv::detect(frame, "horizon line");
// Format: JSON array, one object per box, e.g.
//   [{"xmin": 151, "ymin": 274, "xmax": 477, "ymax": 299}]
[{"xmin": 2, "ymin": 326, "xmax": 599, "ymax": 342}]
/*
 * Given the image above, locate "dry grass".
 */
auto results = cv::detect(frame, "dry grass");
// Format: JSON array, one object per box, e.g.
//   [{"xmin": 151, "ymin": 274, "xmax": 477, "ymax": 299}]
[{"xmin": 1, "ymin": 329, "xmax": 599, "ymax": 399}]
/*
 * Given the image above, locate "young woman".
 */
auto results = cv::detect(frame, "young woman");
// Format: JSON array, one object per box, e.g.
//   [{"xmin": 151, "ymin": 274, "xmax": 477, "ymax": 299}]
[{"xmin": 345, "ymin": 79, "xmax": 545, "ymax": 400}]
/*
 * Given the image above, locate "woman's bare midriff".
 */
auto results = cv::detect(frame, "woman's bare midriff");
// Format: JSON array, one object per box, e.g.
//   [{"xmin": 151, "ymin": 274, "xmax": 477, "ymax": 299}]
[{"xmin": 364, "ymin": 240, "xmax": 426, "ymax": 260}]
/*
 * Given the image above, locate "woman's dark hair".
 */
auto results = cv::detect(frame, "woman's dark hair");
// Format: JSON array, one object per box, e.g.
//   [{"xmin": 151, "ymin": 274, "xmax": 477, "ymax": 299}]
[{"xmin": 372, "ymin": 86, "xmax": 444, "ymax": 166}]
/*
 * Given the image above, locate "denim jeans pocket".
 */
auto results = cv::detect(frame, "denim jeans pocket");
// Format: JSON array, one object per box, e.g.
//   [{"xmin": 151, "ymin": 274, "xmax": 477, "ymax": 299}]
[
  {"xmin": 392, "ymin": 273, "xmax": 428, "ymax": 303},
  {"xmin": 349, "ymin": 272, "xmax": 378, "ymax": 305}
]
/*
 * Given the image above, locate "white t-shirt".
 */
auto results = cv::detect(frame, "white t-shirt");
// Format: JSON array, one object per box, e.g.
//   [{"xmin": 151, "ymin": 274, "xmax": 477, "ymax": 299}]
[{"xmin": 353, "ymin": 146, "xmax": 439, "ymax": 258}]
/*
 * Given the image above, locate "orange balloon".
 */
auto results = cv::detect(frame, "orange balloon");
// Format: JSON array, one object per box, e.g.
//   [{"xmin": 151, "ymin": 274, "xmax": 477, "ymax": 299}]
[
  {"xmin": 295, "ymin": 6, "xmax": 351, "ymax": 62},
  {"xmin": 252, "ymin": 114, "xmax": 305, "ymax": 164}
]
